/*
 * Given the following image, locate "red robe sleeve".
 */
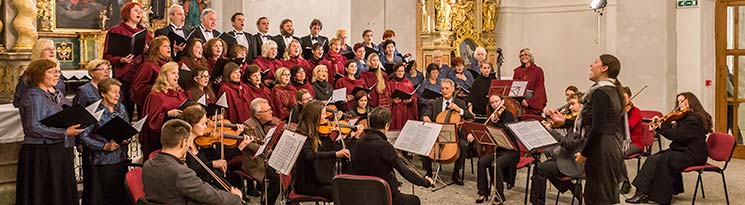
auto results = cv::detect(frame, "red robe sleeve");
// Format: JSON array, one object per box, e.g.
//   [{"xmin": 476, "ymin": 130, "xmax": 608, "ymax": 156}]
[
  {"xmin": 131, "ymin": 61, "xmax": 159, "ymax": 108},
  {"xmin": 526, "ymin": 66, "xmax": 547, "ymax": 111}
]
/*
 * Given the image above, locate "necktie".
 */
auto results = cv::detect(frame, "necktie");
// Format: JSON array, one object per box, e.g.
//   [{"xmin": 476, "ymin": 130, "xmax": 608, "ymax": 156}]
[
  {"xmin": 175, "ymin": 28, "xmax": 182, "ymax": 31},
  {"xmin": 235, "ymin": 32, "xmax": 243, "ymax": 35},
  {"xmin": 445, "ymin": 101, "xmax": 450, "ymax": 111},
  {"xmin": 312, "ymin": 36, "xmax": 318, "ymax": 41}
]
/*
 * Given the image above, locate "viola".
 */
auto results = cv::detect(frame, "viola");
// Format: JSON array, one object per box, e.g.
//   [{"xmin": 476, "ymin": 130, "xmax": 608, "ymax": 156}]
[{"xmin": 649, "ymin": 108, "xmax": 690, "ymax": 130}]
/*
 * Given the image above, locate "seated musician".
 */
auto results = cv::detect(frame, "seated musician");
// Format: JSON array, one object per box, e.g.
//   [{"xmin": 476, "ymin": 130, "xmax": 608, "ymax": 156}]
[
  {"xmin": 472, "ymin": 95, "xmax": 519, "ymax": 203},
  {"xmin": 142, "ymin": 119, "xmax": 243, "ymax": 204},
  {"xmin": 290, "ymin": 88, "xmax": 314, "ymax": 123},
  {"xmin": 421, "ymin": 79, "xmax": 474, "ymax": 185},
  {"xmin": 241, "ymin": 98, "xmax": 282, "ymax": 204},
  {"xmin": 293, "ymin": 100, "xmax": 351, "ymax": 199},
  {"xmin": 620, "ymin": 86, "xmax": 643, "ymax": 194},
  {"xmin": 626, "ymin": 93, "xmax": 711, "ymax": 204},
  {"xmin": 180, "ymin": 105, "xmax": 251, "ymax": 191},
  {"xmin": 352, "ymin": 107, "xmax": 434, "ymax": 205}
]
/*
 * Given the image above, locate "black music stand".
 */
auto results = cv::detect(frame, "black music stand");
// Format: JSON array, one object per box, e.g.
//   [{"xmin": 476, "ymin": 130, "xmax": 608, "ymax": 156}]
[{"xmin": 431, "ymin": 123, "xmax": 458, "ymax": 192}]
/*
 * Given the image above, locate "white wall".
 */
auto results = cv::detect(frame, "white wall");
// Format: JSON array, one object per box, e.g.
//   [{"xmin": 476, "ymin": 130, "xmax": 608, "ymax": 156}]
[{"xmin": 350, "ymin": 0, "xmax": 418, "ymax": 58}]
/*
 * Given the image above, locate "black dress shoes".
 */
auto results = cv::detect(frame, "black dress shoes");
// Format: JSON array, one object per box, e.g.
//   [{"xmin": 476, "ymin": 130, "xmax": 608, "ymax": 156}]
[
  {"xmin": 620, "ymin": 181, "xmax": 632, "ymax": 195},
  {"xmin": 625, "ymin": 193, "xmax": 649, "ymax": 204},
  {"xmin": 475, "ymin": 195, "xmax": 489, "ymax": 203},
  {"xmin": 451, "ymin": 173, "xmax": 464, "ymax": 186}
]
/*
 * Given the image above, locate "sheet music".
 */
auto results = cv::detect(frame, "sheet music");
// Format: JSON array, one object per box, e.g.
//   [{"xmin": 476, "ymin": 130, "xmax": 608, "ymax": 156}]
[
  {"xmin": 85, "ymin": 99, "xmax": 102, "ymax": 115},
  {"xmin": 132, "ymin": 115, "xmax": 148, "ymax": 132},
  {"xmin": 330, "ymin": 88, "xmax": 347, "ymax": 103},
  {"xmin": 506, "ymin": 121, "xmax": 557, "ymax": 151},
  {"xmin": 267, "ymin": 130, "xmax": 307, "ymax": 175},
  {"xmin": 510, "ymin": 81, "xmax": 528, "ymax": 97},
  {"xmin": 486, "ymin": 126, "xmax": 515, "ymax": 150},
  {"xmin": 393, "ymin": 120, "xmax": 442, "ymax": 156},
  {"xmin": 254, "ymin": 126, "xmax": 277, "ymax": 157}
]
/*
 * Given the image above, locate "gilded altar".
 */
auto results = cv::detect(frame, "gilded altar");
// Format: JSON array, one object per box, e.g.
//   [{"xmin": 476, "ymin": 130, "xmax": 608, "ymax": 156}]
[{"xmin": 417, "ymin": 0, "xmax": 501, "ymax": 70}]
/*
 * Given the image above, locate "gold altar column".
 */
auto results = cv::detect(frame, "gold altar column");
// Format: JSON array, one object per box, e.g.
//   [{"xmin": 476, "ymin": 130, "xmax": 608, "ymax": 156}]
[
  {"xmin": 12, "ymin": 0, "xmax": 38, "ymax": 50},
  {"xmin": 0, "ymin": 0, "xmax": 4, "ymax": 50}
]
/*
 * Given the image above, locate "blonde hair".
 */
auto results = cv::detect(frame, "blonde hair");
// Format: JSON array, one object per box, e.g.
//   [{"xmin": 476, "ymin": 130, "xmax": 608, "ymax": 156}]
[
  {"xmin": 367, "ymin": 53, "xmax": 386, "ymax": 94},
  {"xmin": 311, "ymin": 65, "xmax": 328, "ymax": 83},
  {"xmin": 283, "ymin": 39, "xmax": 303, "ymax": 60},
  {"xmin": 274, "ymin": 67, "xmax": 290, "ymax": 84},
  {"xmin": 519, "ymin": 48, "xmax": 535, "ymax": 65},
  {"xmin": 85, "ymin": 59, "xmax": 111, "ymax": 75},
  {"xmin": 152, "ymin": 62, "xmax": 181, "ymax": 92},
  {"xmin": 335, "ymin": 29, "xmax": 347, "ymax": 39},
  {"xmin": 262, "ymin": 40, "xmax": 278, "ymax": 58},
  {"xmin": 31, "ymin": 39, "xmax": 56, "ymax": 61}
]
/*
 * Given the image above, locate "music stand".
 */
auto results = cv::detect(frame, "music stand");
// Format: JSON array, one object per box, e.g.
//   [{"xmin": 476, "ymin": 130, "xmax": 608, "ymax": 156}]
[
  {"xmin": 489, "ymin": 80, "xmax": 528, "ymax": 98},
  {"xmin": 463, "ymin": 122, "xmax": 516, "ymax": 203},
  {"xmin": 431, "ymin": 123, "xmax": 458, "ymax": 191}
]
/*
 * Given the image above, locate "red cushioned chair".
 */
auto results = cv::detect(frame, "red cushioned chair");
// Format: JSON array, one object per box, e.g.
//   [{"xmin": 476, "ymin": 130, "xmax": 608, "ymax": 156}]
[
  {"xmin": 332, "ymin": 174, "xmax": 392, "ymax": 205},
  {"xmin": 148, "ymin": 149, "xmax": 161, "ymax": 160},
  {"xmin": 624, "ymin": 121, "xmax": 655, "ymax": 173},
  {"xmin": 124, "ymin": 168, "xmax": 145, "ymax": 203},
  {"xmin": 516, "ymin": 140, "xmax": 537, "ymax": 205},
  {"xmin": 280, "ymin": 170, "xmax": 332, "ymax": 205},
  {"xmin": 682, "ymin": 132, "xmax": 735, "ymax": 205},
  {"xmin": 554, "ymin": 176, "xmax": 583, "ymax": 205},
  {"xmin": 639, "ymin": 110, "xmax": 664, "ymax": 151}
]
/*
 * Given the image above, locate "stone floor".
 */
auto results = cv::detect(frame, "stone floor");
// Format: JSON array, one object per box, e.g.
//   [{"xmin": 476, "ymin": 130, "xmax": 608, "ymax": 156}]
[{"xmin": 249, "ymin": 144, "xmax": 743, "ymax": 205}]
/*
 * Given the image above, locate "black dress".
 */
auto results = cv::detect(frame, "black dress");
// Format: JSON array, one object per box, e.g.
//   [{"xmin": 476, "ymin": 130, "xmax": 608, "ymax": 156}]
[
  {"xmin": 293, "ymin": 133, "xmax": 341, "ymax": 199},
  {"xmin": 469, "ymin": 74, "xmax": 494, "ymax": 116},
  {"xmin": 632, "ymin": 113, "xmax": 708, "ymax": 204}
]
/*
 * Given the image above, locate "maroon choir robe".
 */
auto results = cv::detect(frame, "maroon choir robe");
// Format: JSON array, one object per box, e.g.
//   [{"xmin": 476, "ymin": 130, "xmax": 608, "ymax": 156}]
[
  {"xmin": 140, "ymin": 89, "xmax": 187, "ymax": 159},
  {"xmin": 282, "ymin": 57, "xmax": 314, "ymax": 79},
  {"xmin": 246, "ymin": 83, "xmax": 274, "ymax": 108},
  {"xmin": 291, "ymin": 81, "xmax": 315, "ymax": 98},
  {"xmin": 512, "ymin": 64, "xmax": 547, "ymax": 117},
  {"xmin": 185, "ymin": 88, "xmax": 216, "ymax": 104},
  {"xmin": 103, "ymin": 22, "xmax": 153, "ymax": 83},
  {"xmin": 271, "ymin": 85, "xmax": 297, "ymax": 120},
  {"xmin": 253, "ymin": 56, "xmax": 283, "ymax": 85},
  {"xmin": 359, "ymin": 70, "xmax": 387, "ymax": 107},
  {"xmin": 385, "ymin": 78, "xmax": 418, "ymax": 130},
  {"xmin": 131, "ymin": 60, "xmax": 167, "ymax": 112},
  {"xmin": 310, "ymin": 57, "xmax": 332, "ymax": 72},
  {"xmin": 218, "ymin": 82, "xmax": 254, "ymax": 123},
  {"xmin": 178, "ymin": 56, "xmax": 209, "ymax": 70},
  {"xmin": 335, "ymin": 77, "xmax": 367, "ymax": 110},
  {"xmin": 323, "ymin": 51, "xmax": 347, "ymax": 84}
]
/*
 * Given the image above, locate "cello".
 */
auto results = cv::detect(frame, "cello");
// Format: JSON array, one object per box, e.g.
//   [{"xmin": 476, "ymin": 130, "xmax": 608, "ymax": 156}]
[{"xmin": 428, "ymin": 93, "xmax": 462, "ymax": 164}]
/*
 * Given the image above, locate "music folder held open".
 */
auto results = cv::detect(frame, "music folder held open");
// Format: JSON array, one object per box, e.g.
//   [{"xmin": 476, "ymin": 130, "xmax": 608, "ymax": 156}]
[
  {"xmin": 41, "ymin": 104, "xmax": 100, "ymax": 129},
  {"xmin": 96, "ymin": 115, "xmax": 148, "ymax": 144},
  {"xmin": 105, "ymin": 29, "xmax": 147, "ymax": 57}
]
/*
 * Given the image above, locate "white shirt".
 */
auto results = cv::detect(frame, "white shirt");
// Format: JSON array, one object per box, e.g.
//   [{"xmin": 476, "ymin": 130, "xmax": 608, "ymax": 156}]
[
  {"xmin": 258, "ymin": 32, "xmax": 271, "ymax": 43},
  {"xmin": 283, "ymin": 35, "xmax": 293, "ymax": 46},
  {"xmin": 233, "ymin": 30, "xmax": 249, "ymax": 48},
  {"xmin": 170, "ymin": 23, "xmax": 185, "ymax": 38},
  {"xmin": 310, "ymin": 35, "xmax": 319, "ymax": 44},
  {"xmin": 200, "ymin": 25, "xmax": 214, "ymax": 40},
  {"xmin": 442, "ymin": 98, "xmax": 464, "ymax": 116}
]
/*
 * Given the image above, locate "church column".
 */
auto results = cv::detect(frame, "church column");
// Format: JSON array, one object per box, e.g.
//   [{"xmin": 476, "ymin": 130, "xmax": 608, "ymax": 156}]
[
  {"xmin": 12, "ymin": 0, "xmax": 37, "ymax": 51},
  {"xmin": 0, "ymin": 0, "xmax": 5, "ymax": 50}
]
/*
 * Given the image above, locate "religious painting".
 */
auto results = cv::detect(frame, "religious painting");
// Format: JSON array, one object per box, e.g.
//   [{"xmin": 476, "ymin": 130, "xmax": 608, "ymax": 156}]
[
  {"xmin": 54, "ymin": 0, "xmax": 124, "ymax": 30},
  {"xmin": 458, "ymin": 38, "xmax": 478, "ymax": 67}
]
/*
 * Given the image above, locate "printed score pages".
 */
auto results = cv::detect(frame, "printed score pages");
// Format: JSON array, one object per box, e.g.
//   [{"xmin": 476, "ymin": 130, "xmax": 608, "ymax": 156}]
[
  {"xmin": 393, "ymin": 120, "xmax": 443, "ymax": 156},
  {"xmin": 506, "ymin": 120, "xmax": 557, "ymax": 151},
  {"xmin": 267, "ymin": 130, "xmax": 307, "ymax": 175}
]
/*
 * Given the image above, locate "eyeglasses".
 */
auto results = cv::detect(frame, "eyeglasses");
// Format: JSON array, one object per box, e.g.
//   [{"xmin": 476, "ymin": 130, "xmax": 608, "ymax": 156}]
[{"xmin": 198, "ymin": 75, "xmax": 210, "ymax": 79}]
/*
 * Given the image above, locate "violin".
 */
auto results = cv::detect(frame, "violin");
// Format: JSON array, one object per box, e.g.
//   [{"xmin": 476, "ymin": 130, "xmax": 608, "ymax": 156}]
[
  {"xmin": 649, "ymin": 108, "xmax": 690, "ymax": 130},
  {"xmin": 564, "ymin": 111, "xmax": 579, "ymax": 121},
  {"xmin": 194, "ymin": 119, "xmax": 246, "ymax": 148}
]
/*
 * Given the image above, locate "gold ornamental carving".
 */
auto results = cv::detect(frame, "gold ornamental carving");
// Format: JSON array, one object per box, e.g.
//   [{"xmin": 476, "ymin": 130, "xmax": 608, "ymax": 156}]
[
  {"xmin": 482, "ymin": 0, "xmax": 500, "ymax": 32},
  {"xmin": 13, "ymin": 0, "xmax": 39, "ymax": 50},
  {"xmin": 0, "ymin": 0, "xmax": 4, "ymax": 48},
  {"xmin": 36, "ymin": 0, "xmax": 54, "ymax": 31},
  {"xmin": 435, "ymin": 0, "xmax": 453, "ymax": 31}
]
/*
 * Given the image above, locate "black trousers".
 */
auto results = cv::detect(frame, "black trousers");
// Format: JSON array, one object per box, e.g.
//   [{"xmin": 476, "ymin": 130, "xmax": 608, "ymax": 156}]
[
  {"xmin": 476, "ymin": 151, "xmax": 518, "ymax": 198},
  {"xmin": 119, "ymin": 81, "xmax": 134, "ymax": 121},
  {"xmin": 421, "ymin": 140, "xmax": 469, "ymax": 176},
  {"xmin": 529, "ymin": 159, "xmax": 574, "ymax": 205}
]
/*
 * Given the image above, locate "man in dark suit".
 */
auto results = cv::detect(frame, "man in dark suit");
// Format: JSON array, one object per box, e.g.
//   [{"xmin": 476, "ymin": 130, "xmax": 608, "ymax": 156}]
[
  {"xmin": 272, "ymin": 18, "xmax": 300, "ymax": 58},
  {"xmin": 154, "ymin": 5, "xmax": 190, "ymax": 61},
  {"xmin": 253, "ymin": 17, "xmax": 272, "ymax": 59},
  {"xmin": 142, "ymin": 119, "xmax": 243, "ymax": 204},
  {"xmin": 221, "ymin": 12, "xmax": 258, "ymax": 63},
  {"xmin": 187, "ymin": 8, "xmax": 221, "ymax": 43},
  {"xmin": 420, "ymin": 79, "xmax": 474, "ymax": 185},
  {"xmin": 241, "ymin": 98, "xmax": 281, "ymax": 205},
  {"xmin": 299, "ymin": 19, "xmax": 328, "ymax": 60}
]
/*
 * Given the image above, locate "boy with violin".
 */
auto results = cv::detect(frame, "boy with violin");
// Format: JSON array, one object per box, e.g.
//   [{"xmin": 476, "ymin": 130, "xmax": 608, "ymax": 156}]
[
  {"xmin": 421, "ymin": 79, "xmax": 474, "ymax": 185},
  {"xmin": 352, "ymin": 107, "xmax": 434, "ymax": 205}
]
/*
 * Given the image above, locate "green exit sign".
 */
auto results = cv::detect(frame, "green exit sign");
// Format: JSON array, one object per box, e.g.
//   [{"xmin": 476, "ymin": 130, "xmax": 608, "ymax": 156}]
[{"xmin": 678, "ymin": 0, "xmax": 698, "ymax": 8}]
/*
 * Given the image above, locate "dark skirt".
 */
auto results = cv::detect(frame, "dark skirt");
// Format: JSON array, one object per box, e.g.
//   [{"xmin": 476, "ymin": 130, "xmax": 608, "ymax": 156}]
[
  {"xmin": 16, "ymin": 142, "xmax": 78, "ymax": 205},
  {"xmin": 82, "ymin": 160, "xmax": 131, "ymax": 205}
]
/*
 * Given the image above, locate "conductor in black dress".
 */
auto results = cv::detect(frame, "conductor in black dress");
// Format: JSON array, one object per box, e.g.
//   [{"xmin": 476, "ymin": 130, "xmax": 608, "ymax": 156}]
[
  {"xmin": 352, "ymin": 107, "xmax": 434, "ymax": 205},
  {"xmin": 420, "ymin": 79, "xmax": 474, "ymax": 185}
]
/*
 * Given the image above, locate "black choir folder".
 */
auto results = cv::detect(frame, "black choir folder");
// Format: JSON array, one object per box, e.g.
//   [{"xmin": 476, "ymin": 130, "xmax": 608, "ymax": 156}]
[
  {"xmin": 420, "ymin": 88, "xmax": 442, "ymax": 99},
  {"xmin": 391, "ymin": 89, "xmax": 415, "ymax": 100},
  {"xmin": 106, "ymin": 30, "xmax": 147, "ymax": 57},
  {"xmin": 95, "ymin": 115, "xmax": 146, "ymax": 144},
  {"xmin": 41, "ymin": 104, "xmax": 98, "ymax": 128}
]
